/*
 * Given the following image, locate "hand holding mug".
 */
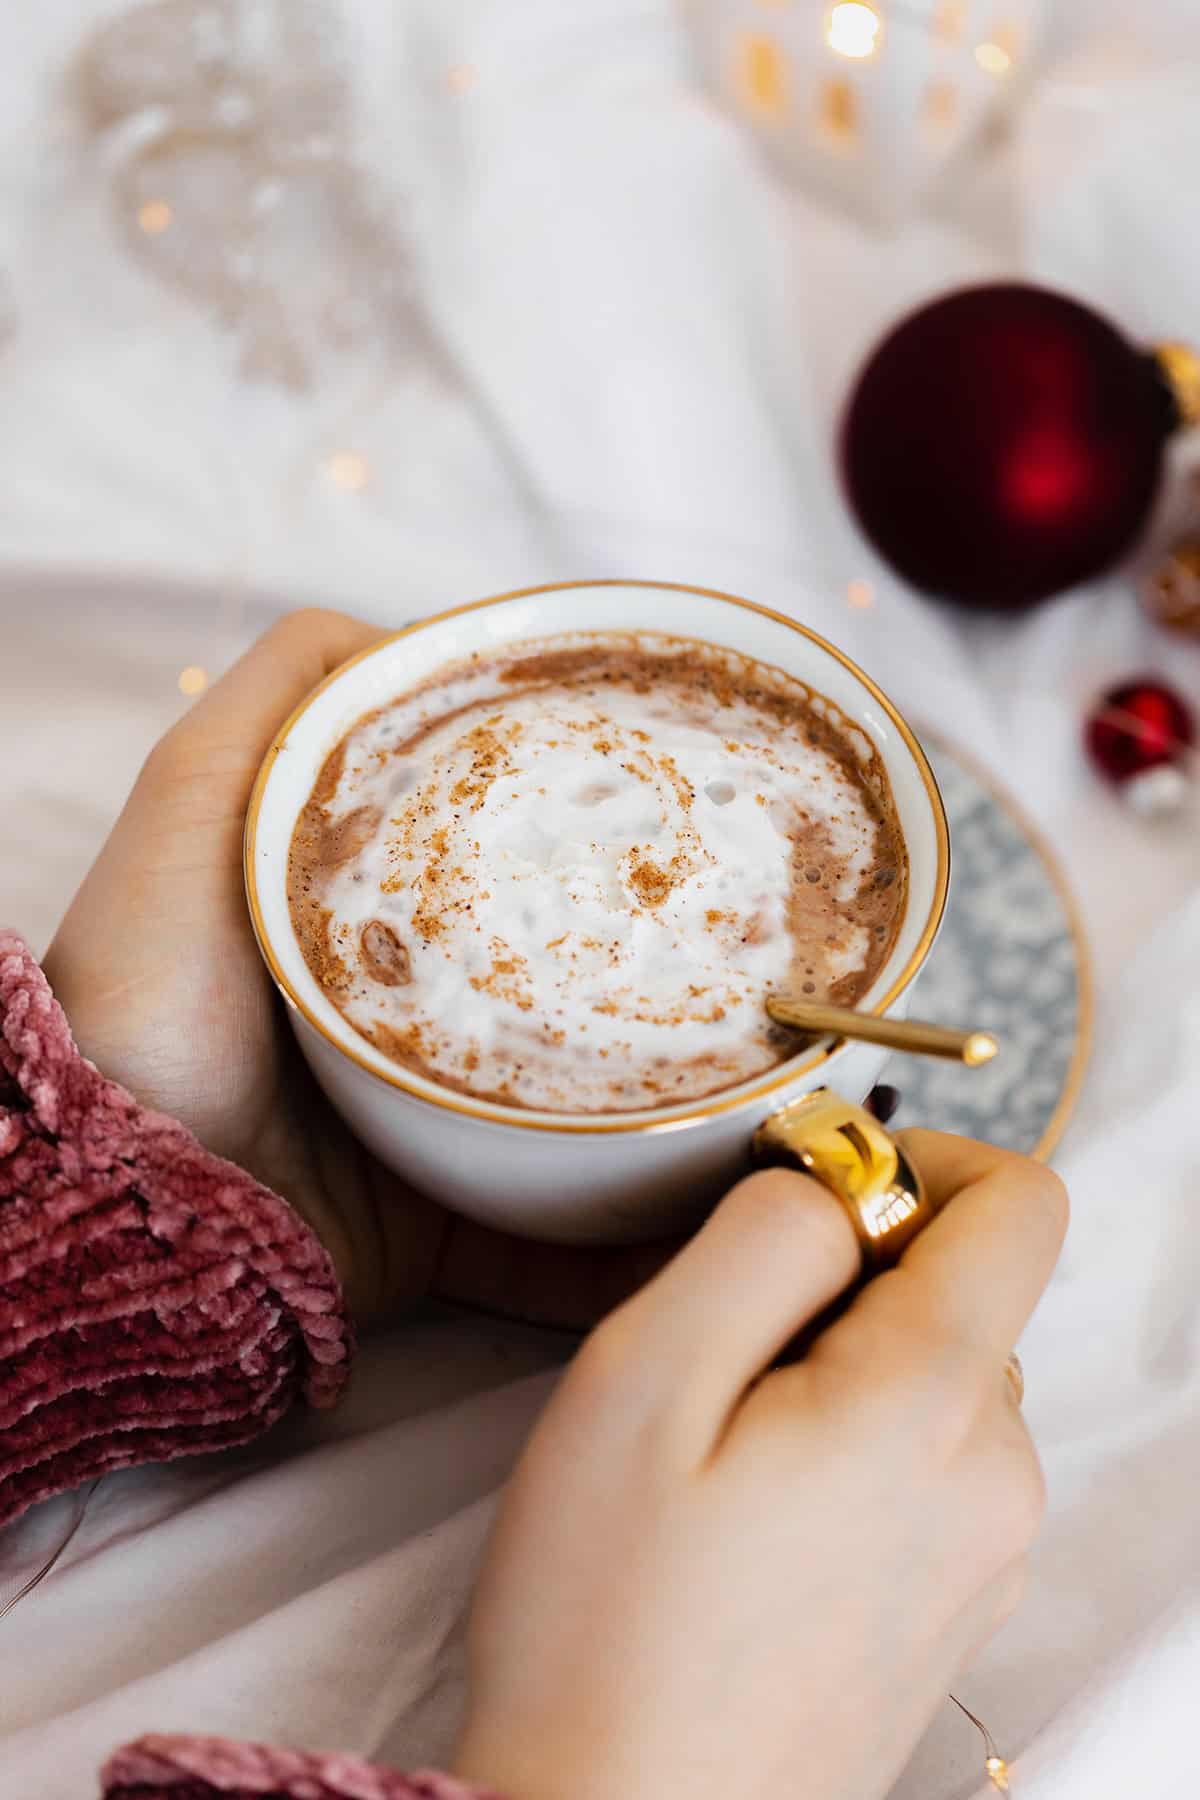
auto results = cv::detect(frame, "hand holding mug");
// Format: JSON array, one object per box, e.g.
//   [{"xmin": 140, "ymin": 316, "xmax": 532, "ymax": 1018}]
[
  {"xmin": 43, "ymin": 609, "xmax": 669, "ymax": 1327},
  {"xmin": 456, "ymin": 1135, "xmax": 1068, "ymax": 1800}
]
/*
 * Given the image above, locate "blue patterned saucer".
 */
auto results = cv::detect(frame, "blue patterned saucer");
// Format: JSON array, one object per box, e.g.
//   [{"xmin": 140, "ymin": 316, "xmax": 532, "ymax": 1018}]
[{"xmin": 883, "ymin": 733, "xmax": 1092, "ymax": 1159}]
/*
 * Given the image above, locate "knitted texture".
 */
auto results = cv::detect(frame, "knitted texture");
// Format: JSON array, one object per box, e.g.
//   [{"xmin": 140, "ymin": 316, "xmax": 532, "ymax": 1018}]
[
  {"xmin": 101, "ymin": 1735, "xmax": 502, "ymax": 1800},
  {"xmin": 0, "ymin": 932, "xmax": 353, "ymax": 1530}
]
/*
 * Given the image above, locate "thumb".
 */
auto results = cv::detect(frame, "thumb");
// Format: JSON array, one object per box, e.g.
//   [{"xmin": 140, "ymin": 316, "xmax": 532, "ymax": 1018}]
[
  {"xmin": 47, "ymin": 610, "xmax": 385, "ymax": 1005},
  {"xmin": 171, "ymin": 607, "xmax": 384, "ymax": 776},
  {"xmin": 614, "ymin": 1166, "xmax": 861, "ymax": 1441}
]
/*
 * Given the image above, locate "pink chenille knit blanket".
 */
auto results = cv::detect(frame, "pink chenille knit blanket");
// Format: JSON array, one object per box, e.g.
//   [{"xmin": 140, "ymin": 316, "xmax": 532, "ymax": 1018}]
[{"xmin": 0, "ymin": 930, "xmax": 353, "ymax": 1531}]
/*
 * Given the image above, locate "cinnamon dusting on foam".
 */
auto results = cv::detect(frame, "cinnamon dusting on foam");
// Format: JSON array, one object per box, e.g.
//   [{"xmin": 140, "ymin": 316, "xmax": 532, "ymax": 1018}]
[{"xmin": 287, "ymin": 632, "xmax": 907, "ymax": 1114}]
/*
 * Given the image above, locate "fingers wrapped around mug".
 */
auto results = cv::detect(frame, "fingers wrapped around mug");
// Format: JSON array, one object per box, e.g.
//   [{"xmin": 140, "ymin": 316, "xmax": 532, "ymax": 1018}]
[{"xmin": 458, "ymin": 1134, "xmax": 1068, "ymax": 1800}]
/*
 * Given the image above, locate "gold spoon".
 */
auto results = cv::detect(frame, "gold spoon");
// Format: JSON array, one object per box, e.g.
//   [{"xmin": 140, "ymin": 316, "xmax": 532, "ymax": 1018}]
[{"xmin": 767, "ymin": 995, "xmax": 999, "ymax": 1067}]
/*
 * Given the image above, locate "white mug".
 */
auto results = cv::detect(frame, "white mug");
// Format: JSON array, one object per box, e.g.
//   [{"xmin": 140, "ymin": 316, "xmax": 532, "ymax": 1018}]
[{"xmin": 245, "ymin": 580, "xmax": 949, "ymax": 1245}]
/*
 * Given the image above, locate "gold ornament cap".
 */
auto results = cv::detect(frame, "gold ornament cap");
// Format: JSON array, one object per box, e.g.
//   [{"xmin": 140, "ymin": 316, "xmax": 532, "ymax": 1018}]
[
  {"xmin": 1153, "ymin": 342, "xmax": 1200, "ymax": 429},
  {"xmin": 1144, "ymin": 538, "xmax": 1200, "ymax": 637}
]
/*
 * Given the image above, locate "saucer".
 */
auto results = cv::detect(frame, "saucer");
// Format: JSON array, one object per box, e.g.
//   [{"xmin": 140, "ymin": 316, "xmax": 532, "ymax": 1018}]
[{"xmin": 884, "ymin": 732, "xmax": 1093, "ymax": 1160}]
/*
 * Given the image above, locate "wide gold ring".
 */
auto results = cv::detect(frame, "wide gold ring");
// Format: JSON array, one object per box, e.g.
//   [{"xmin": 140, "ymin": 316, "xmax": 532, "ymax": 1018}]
[{"xmin": 752, "ymin": 1089, "xmax": 936, "ymax": 1274}]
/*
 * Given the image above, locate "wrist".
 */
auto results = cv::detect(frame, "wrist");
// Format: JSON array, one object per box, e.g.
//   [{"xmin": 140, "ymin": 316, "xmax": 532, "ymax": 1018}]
[{"xmin": 453, "ymin": 1725, "xmax": 589, "ymax": 1800}]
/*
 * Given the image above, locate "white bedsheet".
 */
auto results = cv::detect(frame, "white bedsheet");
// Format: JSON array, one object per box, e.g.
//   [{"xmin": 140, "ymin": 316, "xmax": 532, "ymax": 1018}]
[{"xmin": 2, "ymin": 4, "xmax": 1200, "ymax": 1796}]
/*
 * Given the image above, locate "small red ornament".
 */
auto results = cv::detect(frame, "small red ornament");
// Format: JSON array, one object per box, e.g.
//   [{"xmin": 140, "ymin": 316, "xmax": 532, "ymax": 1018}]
[
  {"xmin": 1085, "ymin": 677, "xmax": 1195, "ymax": 814},
  {"xmin": 841, "ymin": 284, "xmax": 1200, "ymax": 611}
]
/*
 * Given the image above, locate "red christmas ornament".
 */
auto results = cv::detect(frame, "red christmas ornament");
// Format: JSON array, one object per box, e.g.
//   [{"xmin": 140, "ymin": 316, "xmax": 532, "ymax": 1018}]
[
  {"xmin": 841, "ymin": 284, "xmax": 1200, "ymax": 611},
  {"xmin": 1085, "ymin": 677, "xmax": 1195, "ymax": 814}
]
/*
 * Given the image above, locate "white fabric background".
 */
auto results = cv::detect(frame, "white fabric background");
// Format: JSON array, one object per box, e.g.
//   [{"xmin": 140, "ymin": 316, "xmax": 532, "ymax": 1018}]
[{"xmin": 2, "ymin": 3, "xmax": 1200, "ymax": 1796}]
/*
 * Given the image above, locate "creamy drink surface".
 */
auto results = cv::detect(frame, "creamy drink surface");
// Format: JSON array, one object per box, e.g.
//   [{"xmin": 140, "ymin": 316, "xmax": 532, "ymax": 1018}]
[{"xmin": 287, "ymin": 633, "xmax": 907, "ymax": 1113}]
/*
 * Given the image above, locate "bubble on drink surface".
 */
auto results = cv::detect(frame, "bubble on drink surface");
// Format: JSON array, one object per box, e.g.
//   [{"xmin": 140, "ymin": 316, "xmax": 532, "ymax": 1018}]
[{"xmin": 360, "ymin": 920, "xmax": 411, "ymax": 986}]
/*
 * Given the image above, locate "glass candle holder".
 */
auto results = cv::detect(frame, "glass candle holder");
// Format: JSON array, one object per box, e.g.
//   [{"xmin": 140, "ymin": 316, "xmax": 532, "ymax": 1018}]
[{"xmin": 689, "ymin": 0, "xmax": 1045, "ymax": 226}]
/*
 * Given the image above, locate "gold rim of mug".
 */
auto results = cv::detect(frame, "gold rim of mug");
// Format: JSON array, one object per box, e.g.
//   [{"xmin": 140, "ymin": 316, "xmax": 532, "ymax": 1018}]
[{"xmin": 243, "ymin": 579, "xmax": 951, "ymax": 1137}]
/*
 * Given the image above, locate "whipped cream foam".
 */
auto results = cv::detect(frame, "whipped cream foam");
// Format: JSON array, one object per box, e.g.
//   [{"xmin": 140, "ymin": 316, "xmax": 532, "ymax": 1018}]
[{"xmin": 287, "ymin": 633, "xmax": 907, "ymax": 1114}]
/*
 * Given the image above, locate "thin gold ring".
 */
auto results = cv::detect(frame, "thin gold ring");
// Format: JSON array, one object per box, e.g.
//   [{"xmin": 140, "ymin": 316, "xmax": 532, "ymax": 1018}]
[
  {"xmin": 1005, "ymin": 1353, "xmax": 1025, "ymax": 1407},
  {"xmin": 752, "ymin": 1090, "xmax": 937, "ymax": 1274}
]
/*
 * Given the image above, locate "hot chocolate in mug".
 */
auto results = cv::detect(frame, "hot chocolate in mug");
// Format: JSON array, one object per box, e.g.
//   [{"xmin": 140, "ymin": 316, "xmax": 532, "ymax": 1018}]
[{"xmin": 244, "ymin": 580, "xmax": 950, "ymax": 1245}]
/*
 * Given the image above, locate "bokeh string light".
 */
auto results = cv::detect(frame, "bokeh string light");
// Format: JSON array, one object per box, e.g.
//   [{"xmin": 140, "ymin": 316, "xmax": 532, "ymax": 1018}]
[
  {"xmin": 826, "ymin": 2, "xmax": 883, "ymax": 59},
  {"xmin": 975, "ymin": 40, "xmax": 1013, "ymax": 74},
  {"xmin": 951, "ymin": 1693, "xmax": 1011, "ymax": 1792},
  {"xmin": 136, "ymin": 198, "xmax": 173, "ymax": 236},
  {"xmin": 326, "ymin": 448, "xmax": 371, "ymax": 491}
]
